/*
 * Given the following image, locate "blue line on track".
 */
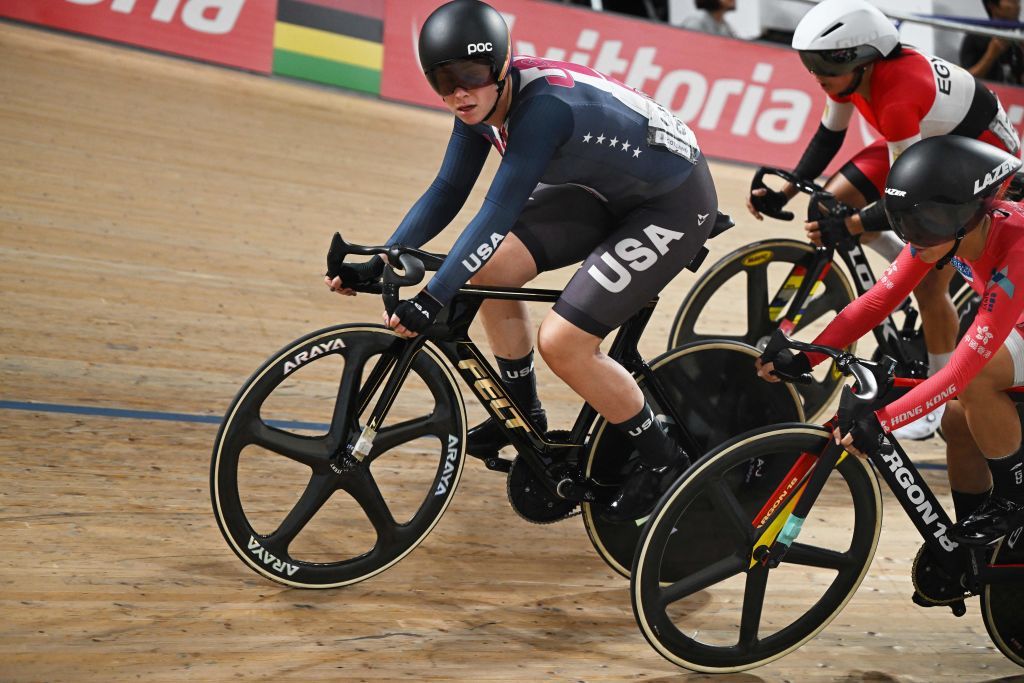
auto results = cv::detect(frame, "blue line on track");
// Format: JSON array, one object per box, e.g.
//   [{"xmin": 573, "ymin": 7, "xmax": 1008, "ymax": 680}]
[
  {"xmin": 0, "ymin": 400, "xmax": 950, "ymax": 470},
  {"xmin": 0, "ymin": 400, "xmax": 330, "ymax": 432}
]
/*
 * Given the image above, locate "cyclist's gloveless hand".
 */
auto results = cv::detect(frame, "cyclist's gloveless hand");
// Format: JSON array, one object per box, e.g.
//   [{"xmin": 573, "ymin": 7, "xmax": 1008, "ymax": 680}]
[
  {"xmin": 748, "ymin": 186, "xmax": 794, "ymax": 222},
  {"xmin": 387, "ymin": 290, "xmax": 443, "ymax": 337}
]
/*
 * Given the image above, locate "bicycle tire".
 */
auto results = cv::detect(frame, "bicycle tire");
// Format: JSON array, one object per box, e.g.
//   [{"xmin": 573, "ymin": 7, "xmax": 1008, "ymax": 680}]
[
  {"xmin": 667, "ymin": 239, "xmax": 855, "ymax": 422},
  {"xmin": 581, "ymin": 341, "xmax": 804, "ymax": 579},
  {"xmin": 981, "ymin": 530, "xmax": 1024, "ymax": 668},
  {"xmin": 211, "ymin": 324, "xmax": 466, "ymax": 588},
  {"xmin": 631, "ymin": 424, "xmax": 882, "ymax": 672}
]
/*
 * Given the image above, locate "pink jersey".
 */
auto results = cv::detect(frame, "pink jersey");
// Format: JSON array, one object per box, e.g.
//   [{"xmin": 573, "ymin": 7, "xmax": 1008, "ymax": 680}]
[{"xmin": 807, "ymin": 201, "xmax": 1024, "ymax": 432}]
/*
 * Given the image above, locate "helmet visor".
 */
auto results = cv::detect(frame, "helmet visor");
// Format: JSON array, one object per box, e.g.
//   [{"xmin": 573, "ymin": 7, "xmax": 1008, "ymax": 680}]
[
  {"xmin": 799, "ymin": 47, "xmax": 877, "ymax": 76},
  {"xmin": 887, "ymin": 198, "xmax": 987, "ymax": 248},
  {"xmin": 425, "ymin": 58, "xmax": 496, "ymax": 96}
]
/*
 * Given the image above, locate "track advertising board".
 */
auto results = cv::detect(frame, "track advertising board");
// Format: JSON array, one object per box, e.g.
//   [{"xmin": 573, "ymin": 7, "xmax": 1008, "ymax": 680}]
[
  {"xmin": 0, "ymin": 0, "xmax": 277, "ymax": 73},
  {"xmin": 381, "ymin": 0, "xmax": 1024, "ymax": 170}
]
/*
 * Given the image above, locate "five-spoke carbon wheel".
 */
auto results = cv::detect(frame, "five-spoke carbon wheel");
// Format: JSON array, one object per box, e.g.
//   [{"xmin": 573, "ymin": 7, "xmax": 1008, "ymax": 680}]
[
  {"xmin": 582, "ymin": 341, "xmax": 804, "ymax": 579},
  {"xmin": 667, "ymin": 239, "xmax": 855, "ymax": 422},
  {"xmin": 631, "ymin": 425, "xmax": 881, "ymax": 672},
  {"xmin": 211, "ymin": 324, "xmax": 466, "ymax": 588}
]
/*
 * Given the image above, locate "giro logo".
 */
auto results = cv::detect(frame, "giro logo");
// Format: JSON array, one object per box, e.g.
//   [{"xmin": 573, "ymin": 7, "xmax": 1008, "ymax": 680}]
[
  {"xmin": 884, "ymin": 187, "xmax": 906, "ymax": 197},
  {"xmin": 588, "ymin": 224, "xmax": 684, "ymax": 293},
  {"xmin": 467, "ymin": 42, "xmax": 493, "ymax": 54},
  {"xmin": 974, "ymin": 158, "xmax": 1018, "ymax": 194}
]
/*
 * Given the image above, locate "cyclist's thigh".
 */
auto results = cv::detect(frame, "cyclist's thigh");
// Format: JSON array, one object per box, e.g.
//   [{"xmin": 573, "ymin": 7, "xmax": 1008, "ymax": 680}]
[
  {"xmin": 553, "ymin": 156, "xmax": 718, "ymax": 338},
  {"xmin": 511, "ymin": 184, "xmax": 616, "ymax": 272},
  {"xmin": 472, "ymin": 232, "xmax": 539, "ymax": 285},
  {"xmin": 997, "ymin": 329, "xmax": 1024, "ymax": 388},
  {"xmin": 834, "ymin": 139, "xmax": 888, "ymax": 207}
]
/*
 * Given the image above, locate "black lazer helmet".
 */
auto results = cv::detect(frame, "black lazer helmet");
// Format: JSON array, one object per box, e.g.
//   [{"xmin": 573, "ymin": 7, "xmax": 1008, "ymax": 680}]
[
  {"xmin": 884, "ymin": 136, "xmax": 1022, "ymax": 248},
  {"xmin": 418, "ymin": 0, "xmax": 512, "ymax": 97}
]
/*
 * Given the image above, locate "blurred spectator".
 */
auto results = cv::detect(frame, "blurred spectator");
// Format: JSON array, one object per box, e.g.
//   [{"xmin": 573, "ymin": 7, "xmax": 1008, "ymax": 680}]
[
  {"xmin": 679, "ymin": 0, "xmax": 736, "ymax": 38},
  {"xmin": 960, "ymin": 0, "xmax": 1023, "ymax": 84}
]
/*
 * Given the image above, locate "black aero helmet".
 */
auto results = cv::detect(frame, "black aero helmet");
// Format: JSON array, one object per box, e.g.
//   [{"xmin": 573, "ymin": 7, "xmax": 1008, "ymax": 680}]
[
  {"xmin": 418, "ymin": 0, "xmax": 512, "ymax": 97},
  {"xmin": 884, "ymin": 136, "xmax": 1022, "ymax": 248}
]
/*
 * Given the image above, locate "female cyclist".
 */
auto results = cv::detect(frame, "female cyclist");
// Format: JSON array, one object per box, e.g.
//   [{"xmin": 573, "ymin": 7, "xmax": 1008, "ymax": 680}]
[
  {"xmin": 759, "ymin": 136, "xmax": 1024, "ymax": 545},
  {"xmin": 325, "ymin": 0, "xmax": 718, "ymax": 520},
  {"xmin": 749, "ymin": 0, "xmax": 1021, "ymax": 440}
]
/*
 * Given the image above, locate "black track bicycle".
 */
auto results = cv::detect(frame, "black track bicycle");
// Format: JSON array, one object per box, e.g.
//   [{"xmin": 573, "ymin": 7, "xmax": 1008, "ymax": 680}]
[
  {"xmin": 631, "ymin": 330, "xmax": 1024, "ymax": 672},
  {"xmin": 667, "ymin": 168, "xmax": 978, "ymax": 422},
  {"xmin": 210, "ymin": 234, "xmax": 804, "ymax": 588}
]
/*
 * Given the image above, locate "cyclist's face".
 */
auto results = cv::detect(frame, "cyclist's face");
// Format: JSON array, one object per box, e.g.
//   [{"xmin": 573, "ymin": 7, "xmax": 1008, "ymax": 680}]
[
  {"xmin": 911, "ymin": 240, "xmax": 955, "ymax": 263},
  {"xmin": 442, "ymin": 83, "xmax": 499, "ymax": 125},
  {"xmin": 810, "ymin": 71, "xmax": 857, "ymax": 96}
]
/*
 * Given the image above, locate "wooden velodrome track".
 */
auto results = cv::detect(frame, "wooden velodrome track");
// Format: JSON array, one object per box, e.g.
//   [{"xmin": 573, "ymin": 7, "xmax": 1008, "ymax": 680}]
[{"xmin": 1, "ymin": 20, "xmax": 1020, "ymax": 682}]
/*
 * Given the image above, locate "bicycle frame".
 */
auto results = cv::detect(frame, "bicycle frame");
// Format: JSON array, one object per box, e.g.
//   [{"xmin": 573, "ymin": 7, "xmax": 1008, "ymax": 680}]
[
  {"xmin": 347, "ymin": 283, "xmax": 703, "ymax": 503},
  {"xmin": 773, "ymin": 239, "xmax": 921, "ymax": 371},
  {"xmin": 752, "ymin": 378, "xmax": 1024, "ymax": 579}
]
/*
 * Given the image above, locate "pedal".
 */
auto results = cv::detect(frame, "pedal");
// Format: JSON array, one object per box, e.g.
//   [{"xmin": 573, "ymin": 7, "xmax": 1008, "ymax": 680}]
[{"xmin": 912, "ymin": 592, "xmax": 967, "ymax": 617}]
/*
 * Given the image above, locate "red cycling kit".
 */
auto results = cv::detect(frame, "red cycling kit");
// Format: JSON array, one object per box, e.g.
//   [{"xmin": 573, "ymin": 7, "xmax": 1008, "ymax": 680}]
[
  {"xmin": 806, "ymin": 201, "xmax": 1024, "ymax": 432},
  {"xmin": 797, "ymin": 47, "xmax": 1020, "ymax": 214}
]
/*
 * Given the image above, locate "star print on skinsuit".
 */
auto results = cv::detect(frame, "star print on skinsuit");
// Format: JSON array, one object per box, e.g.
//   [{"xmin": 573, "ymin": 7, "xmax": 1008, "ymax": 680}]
[
  {"xmin": 596, "ymin": 133, "xmax": 605, "ymax": 144},
  {"xmin": 609, "ymin": 137, "xmax": 619, "ymax": 148},
  {"xmin": 621, "ymin": 141, "xmax": 631, "ymax": 151},
  {"xmin": 633, "ymin": 148, "xmax": 642, "ymax": 158},
  {"xmin": 582, "ymin": 132, "xmax": 592, "ymax": 142}
]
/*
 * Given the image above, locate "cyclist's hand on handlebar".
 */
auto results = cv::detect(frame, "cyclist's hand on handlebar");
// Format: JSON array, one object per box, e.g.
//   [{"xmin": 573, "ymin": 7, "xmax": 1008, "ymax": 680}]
[
  {"xmin": 325, "ymin": 257, "xmax": 385, "ymax": 296},
  {"xmin": 748, "ymin": 186, "xmax": 794, "ymax": 222},
  {"xmin": 833, "ymin": 416, "xmax": 888, "ymax": 460},
  {"xmin": 805, "ymin": 215, "xmax": 849, "ymax": 248},
  {"xmin": 756, "ymin": 349, "xmax": 811, "ymax": 383},
  {"xmin": 387, "ymin": 289, "xmax": 443, "ymax": 337}
]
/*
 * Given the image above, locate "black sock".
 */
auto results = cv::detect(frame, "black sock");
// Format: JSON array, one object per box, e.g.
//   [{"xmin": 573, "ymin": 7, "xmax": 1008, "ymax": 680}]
[
  {"xmin": 495, "ymin": 351, "xmax": 543, "ymax": 415},
  {"xmin": 614, "ymin": 401, "xmax": 675, "ymax": 467},
  {"xmin": 951, "ymin": 489, "xmax": 991, "ymax": 521},
  {"xmin": 988, "ymin": 445, "xmax": 1024, "ymax": 504}
]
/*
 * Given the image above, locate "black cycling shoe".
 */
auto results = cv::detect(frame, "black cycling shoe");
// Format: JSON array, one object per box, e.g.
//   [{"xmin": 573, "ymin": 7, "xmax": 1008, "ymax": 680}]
[
  {"xmin": 603, "ymin": 447, "xmax": 691, "ymax": 522},
  {"xmin": 466, "ymin": 408, "xmax": 547, "ymax": 459},
  {"xmin": 949, "ymin": 495, "xmax": 1024, "ymax": 546}
]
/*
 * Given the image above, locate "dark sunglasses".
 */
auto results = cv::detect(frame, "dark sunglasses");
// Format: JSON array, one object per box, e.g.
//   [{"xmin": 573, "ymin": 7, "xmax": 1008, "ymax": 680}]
[
  {"xmin": 425, "ymin": 58, "xmax": 496, "ymax": 96},
  {"xmin": 798, "ymin": 47, "xmax": 874, "ymax": 77}
]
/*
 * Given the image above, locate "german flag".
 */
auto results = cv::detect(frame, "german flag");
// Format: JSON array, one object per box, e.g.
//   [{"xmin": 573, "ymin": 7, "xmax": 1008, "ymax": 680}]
[{"xmin": 273, "ymin": 0, "xmax": 383, "ymax": 95}]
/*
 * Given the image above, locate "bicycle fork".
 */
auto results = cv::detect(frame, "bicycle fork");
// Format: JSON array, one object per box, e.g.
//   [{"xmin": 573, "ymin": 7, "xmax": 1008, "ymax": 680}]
[{"xmin": 750, "ymin": 439, "xmax": 847, "ymax": 568}]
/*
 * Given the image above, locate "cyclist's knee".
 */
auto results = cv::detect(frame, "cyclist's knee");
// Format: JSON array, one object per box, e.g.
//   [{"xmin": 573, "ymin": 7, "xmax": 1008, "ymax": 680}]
[
  {"xmin": 941, "ymin": 399, "xmax": 971, "ymax": 444},
  {"xmin": 537, "ymin": 315, "xmax": 598, "ymax": 373}
]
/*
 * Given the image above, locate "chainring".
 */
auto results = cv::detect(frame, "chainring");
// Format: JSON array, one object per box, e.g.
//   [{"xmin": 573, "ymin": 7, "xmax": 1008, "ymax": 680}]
[
  {"xmin": 911, "ymin": 543, "xmax": 972, "ymax": 605},
  {"xmin": 506, "ymin": 431, "xmax": 579, "ymax": 524}
]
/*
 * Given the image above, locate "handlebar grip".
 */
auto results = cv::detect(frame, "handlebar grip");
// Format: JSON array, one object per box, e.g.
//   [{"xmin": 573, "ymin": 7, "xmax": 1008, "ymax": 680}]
[
  {"xmin": 325, "ymin": 232, "xmax": 348, "ymax": 278},
  {"xmin": 761, "ymin": 328, "xmax": 790, "ymax": 363},
  {"xmin": 382, "ymin": 253, "xmax": 425, "ymax": 287}
]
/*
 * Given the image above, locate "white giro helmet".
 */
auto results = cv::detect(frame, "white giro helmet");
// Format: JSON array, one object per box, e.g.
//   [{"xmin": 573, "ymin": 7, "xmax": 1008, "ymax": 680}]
[{"xmin": 792, "ymin": 0, "xmax": 899, "ymax": 76}]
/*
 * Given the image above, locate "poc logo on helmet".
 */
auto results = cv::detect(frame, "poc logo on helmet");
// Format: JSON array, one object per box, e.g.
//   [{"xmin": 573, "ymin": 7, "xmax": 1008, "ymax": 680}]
[
  {"xmin": 467, "ymin": 42, "xmax": 493, "ymax": 54},
  {"xmin": 885, "ymin": 187, "xmax": 906, "ymax": 197}
]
